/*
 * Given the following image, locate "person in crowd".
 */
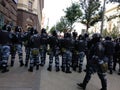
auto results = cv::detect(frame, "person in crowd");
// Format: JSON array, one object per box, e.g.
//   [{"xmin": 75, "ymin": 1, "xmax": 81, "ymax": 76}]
[
  {"xmin": 77, "ymin": 33, "xmax": 108, "ymax": 90},
  {"xmin": 28, "ymin": 29, "xmax": 41, "ymax": 72},
  {"xmin": 39, "ymin": 28, "xmax": 48, "ymax": 67},
  {"xmin": 0, "ymin": 25, "xmax": 12, "ymax": 73},
  {"xmin": 47, "ymin": 30, "xmax": 60, "ymax": 72},
  {"xmin": 10, "ymin": 26, "xmax": 24, "ymax": 67}
]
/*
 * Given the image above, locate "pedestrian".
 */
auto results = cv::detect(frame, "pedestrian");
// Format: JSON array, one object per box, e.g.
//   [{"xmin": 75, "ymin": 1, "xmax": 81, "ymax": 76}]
[
  {"xmin": 47, "ymin": 30, "xmax": 60, "ymax": 72},
  {"xmin": 28, "ymin": 28, "xmax": 41, "ymax": 72},
  {"xmin": 10, "ymin": 26, "xmax": 24, "ymax": 67},
  {"xmin": 0, "ymin": 25, "xmax": 11, "ymax": 73},
  {"xmin": 39, "ymin": 28, "xmax": 48, "ymax": 67},
  {"xmin": 77, "ymin": 33, "xmax": 108, "ymax": 90}
]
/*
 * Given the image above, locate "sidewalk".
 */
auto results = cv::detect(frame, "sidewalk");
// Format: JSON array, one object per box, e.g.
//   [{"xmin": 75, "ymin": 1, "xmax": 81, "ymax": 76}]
[
  {"xmin": 0, "ymin": 54, "xmax": 41, "ymax": 90},
  {"xmin": 40, "ymin": 56, "xmax": 120, "ymax": 90},
  {"xmin": 0, "ymin": 55, "xmax": 119, "ymax": 90}
]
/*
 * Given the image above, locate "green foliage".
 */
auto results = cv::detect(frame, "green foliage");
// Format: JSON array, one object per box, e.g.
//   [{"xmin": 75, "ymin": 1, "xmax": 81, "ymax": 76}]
[
  {"xmin": 56, "ymin": 17, "xmax": 70, "ymax": 33},
  {"xmin": 102, "ymin": 25, "xmax": 120, "ymax": 39},
  {"xmin": 107, "ymin": 14, "xmax": 120, "ymax": 21},
  {"xmin": 64, "ymin": 2, "xmax": 82, "ymax": 31},
  {"xmin": 49, "ymin": 26, "xmax": 56, "ymax": 34},
  {"xmin": 80, "ymin": 0, "xmax": 102, "ymax": 32},
  {"xmin": 109, "ymin": 25, "xmax": 120, "ymax": 39}
]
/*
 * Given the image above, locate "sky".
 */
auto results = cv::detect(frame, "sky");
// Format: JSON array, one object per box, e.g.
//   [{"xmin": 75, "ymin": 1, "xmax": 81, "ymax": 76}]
[
  {"xmin": 43, "ymin": 0, "xmax": 118, "ymax": 34},
  {"xmin": 44, "ymin": 0, "xmax": 80, "ymax": 31}
]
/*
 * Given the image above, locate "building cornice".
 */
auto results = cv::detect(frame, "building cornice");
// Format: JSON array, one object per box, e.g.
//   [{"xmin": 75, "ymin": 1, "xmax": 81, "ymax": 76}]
[
  {"xmin": 17, "ymin": 9, "xmax": 37, "ymax": 16},
  {"xmin": 105, "ymin": 6, "xmax": 120, "ymax": 13}
]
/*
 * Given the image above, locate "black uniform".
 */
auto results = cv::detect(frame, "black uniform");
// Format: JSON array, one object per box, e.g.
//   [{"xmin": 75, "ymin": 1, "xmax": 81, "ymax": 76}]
[
  {"xmin": 61, "ymin": 32, "xmax": 73, "ymax": 73},
  {"xmin": 11, "ymin": 26, "xmax": 24, "ymax": 67},
  {"xmin": 74, "ymin": 35, "xmax": 86, "ymax": 72},
  {"xmin": 28, "ymin": 30, "xmax": 41, "ymax": 72},
  {"xmin": 47, "ymin": 30, "xmax": 60, "ymax": 72},
  {"xmin": 104, "ymin": 36, "xmax": 114, "ymax": 74},
  {"xmin": 77, "ymin": 33, "xmax": 108, "ymax": 90},
  {"xmin": 113, "ymin": 40, "xmax": 120, "ymax": 75},
  {"xmin": 39, "ymin": 28, "xmax": 48, "ymax": 66},
  {"xmin": 0, "ymin": 25, "xmax": 11, "ymax": 73}
]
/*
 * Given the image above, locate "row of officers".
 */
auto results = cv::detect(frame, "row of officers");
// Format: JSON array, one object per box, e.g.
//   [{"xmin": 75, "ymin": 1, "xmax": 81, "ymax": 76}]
[{"xmin": 0, "ymin": 24, "xmax": 120, "ymax": 90}]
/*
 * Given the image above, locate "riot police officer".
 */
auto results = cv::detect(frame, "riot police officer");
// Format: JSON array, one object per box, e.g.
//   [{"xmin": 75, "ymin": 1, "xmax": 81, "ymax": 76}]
[
  {"xmin": 10, "ymin": 26, "xmax": 24, "ymax": 67},
  {"xmin": 104, "ymin": 36, "xmax": 114, "ymax": 74},
  {"xmin": 0, "ymin": 25, "xmax": 11, "ymax": 73},
  {"xmin": 47, "ymin": 30, "xmax": 60, "ymax": 72},
  {"xmin": 28, "ymin": 29, "xmax": 41, "ymax": 72},
  {"xmin": 113, "ymin": 38, "xmax": 120, "ymax": 75},
  {"xmin": 77, "ymin": 33, "xmax": 108, "ymax": 90},
  {"xmin": 61, "ymin": 32, "xmax": 73, "ymax": 73},
  {"xmin": 71, "ymin": 30, "xmax": 78, "ymax": 71},
  {"xmin": 74, "ymin": 34, "xmax": 86, "ymax": 72},
  {"xmin": 39, "ymin": 28, "xmax": 48, "ymax": 67},
  {"xmin": 23, "ymin": 27, "xmax": 34, "ymax": 67}
]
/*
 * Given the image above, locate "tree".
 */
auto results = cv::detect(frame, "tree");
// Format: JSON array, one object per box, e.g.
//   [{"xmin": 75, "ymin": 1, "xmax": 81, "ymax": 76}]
[
  {"xmin": 64, "ymin": 2, "xmax": 82, "ymax": 31},
  {"xmin": 80, "ymin": 0, "xmax": 102, "ymax": 33},
  {"xmin": 102, "ymin": 25, "xmax": 120, "ymax": 39},
  {"xmin": 109, "ymin": 25, "xmax": 120, "ymax": 39},
  {"xmin": 49, "ymin": 26, "xmax": 56, "ymax": 34},
  {"xmin": 49, "ymin": 17, "xmax": 70, "ymax": 33},
  {"xmin": 56, "ymin": 17, "xmax": 70, "ymax": 33}
]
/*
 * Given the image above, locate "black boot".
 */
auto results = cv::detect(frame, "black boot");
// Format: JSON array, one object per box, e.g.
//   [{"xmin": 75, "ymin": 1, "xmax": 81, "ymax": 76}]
[
  {"xmin": 25, "ymin": 61, "xmax": 28, "ymax": 67},
  {"xmin": 28, "ymin": 67, "xmax": 33, "ymax": 72},
  {"xmin": 100, "ymin": 87, "xmax": 107, "ymax": 90},
  {"xmin": 36, "ymin": 65, "xmax": 39, "ymax": 70},
  {"xmin": 118, "ymin": 69, "xmax": 120, "ymax": 75},
  {"xmin": 1, "ymin": 67, "xmax": 9, "ymax": 73},
  {"xmin": 11, "ymin": 61, "xmax": 14, "ymax": 67},
  {"xmin": 39, "ymin": 63, "xmax": 44, "ymax": 67},
  {"xmin": 66, "ymin": 67, "xmax": 72, "ymax": 73},
  {"xmin": 20, "ymin": 61, "xmax": 24, "ymax": 67},
  {"xmin": 73, "ymin": 66, "xmax": 76, "ymax": 71},
  {"xmin": 109, "ymin": 70, "xmax": 113, "ymax": 74},
  {"xmin": 56, "ymin": 67, "xmax": 60, "ymax": 72},
  {"xmin": 62, "ymin": 67, "xmax": 65, "ymax": 72},
  {"xmin": 47, "ymin": 66, "xmax": 52, "ymax": 71},
  {"xmin": 77, "ymin": 83, "xmax": 86, "ymax": 90},
  {"xmin": 78, "ymin": 68, "xmax": 82, "ymax": 73}
]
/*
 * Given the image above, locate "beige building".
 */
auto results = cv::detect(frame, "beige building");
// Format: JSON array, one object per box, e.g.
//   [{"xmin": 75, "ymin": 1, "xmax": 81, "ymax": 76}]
[
  {"xmin": 0, "ymin": 0, "xmax": 17, "ymax": 28},
  {"xmin": 17, "ymin": 0, "xmax": 44, "ymax": 31},
  {"xmin": 88, "ymin": 1, "xmax": 120, "ymax": 34}
]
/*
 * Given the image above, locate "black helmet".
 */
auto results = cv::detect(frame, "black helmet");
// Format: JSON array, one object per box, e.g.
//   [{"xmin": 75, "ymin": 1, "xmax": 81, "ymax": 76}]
[
  {"xmin": 41, "ymin": 28, "xmax": 46, "ymax": 33},
  {"xmin": 15, "ymin": 26, "xmax": 22, "ymax": 32},
  {"xmin": 72, "ymin": 30, "xmax": 78, "ymax": 38},
  {"xmin": 6, "ymin": 25, "xmax": 12, "ymax": 32},
  {"xmin": 78, "ymin": 34, "xmax": 84, "ymax": 40},
  {"xmin": 92, "ymin": 33, "xmax": 101, "ymax": 42},
  {"xmin": 33, "ymin": 29, "xmax": 38, "ymax": 34},
  {"xmin": 105, "ymin": 36, "xmax": 112, "ymax": 40},
  {"xmin": 29, "ymin": 27, "xmax": 34, "ymax": 35},
  {"xmin": 52, "ymin": 30, "xmax": 57, "ymax": 37},
  {"xmin": 84, "ymin": 33, "xmax": 89, "ymax": 38},
  {"xmin": 64, "ymin": 32, "xmax": 71, "ymax": 38}
]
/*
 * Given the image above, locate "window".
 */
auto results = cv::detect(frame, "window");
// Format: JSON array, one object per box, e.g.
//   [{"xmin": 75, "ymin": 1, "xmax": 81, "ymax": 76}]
[
  {"xmin": 0, "ymin": 13, "xmax": 4, "ymax": 29},
  {"xmin": 28, "ymin": 1, "xmax": 33, "ymax": 12}
]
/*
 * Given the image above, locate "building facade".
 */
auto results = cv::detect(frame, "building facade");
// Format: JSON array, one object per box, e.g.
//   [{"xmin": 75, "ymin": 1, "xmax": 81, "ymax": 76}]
[
  {"xmin": 17, "ymin": 0, "xmax": 44, "ymax": 31},
  {"xmin": 0, "ymin": 0, "xmax": 17, "ymax": 29},
  {"xmin": 89, "ymin": 2, "xmax": 120, "ymax": 34}
]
